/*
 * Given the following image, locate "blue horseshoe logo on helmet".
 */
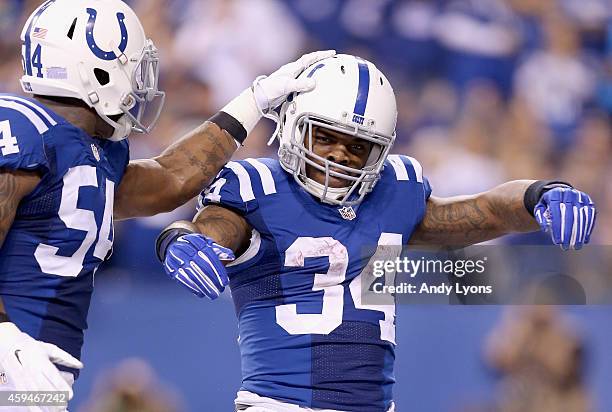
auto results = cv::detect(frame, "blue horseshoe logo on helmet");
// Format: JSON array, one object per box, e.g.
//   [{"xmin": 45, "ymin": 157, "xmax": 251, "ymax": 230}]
[{"xmin": 85, "ymin": 8, "xmax": 128, "ymax": 60}]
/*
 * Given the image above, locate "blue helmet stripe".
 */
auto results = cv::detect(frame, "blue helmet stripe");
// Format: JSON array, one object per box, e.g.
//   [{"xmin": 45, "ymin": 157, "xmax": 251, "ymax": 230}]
[
  {"xmin": 353, "ymin": 58, "xmax": 370, "ymax": 117},
  {"xmin": 307, "ymin": 63, "xmax": 325, "ymax": 78},
  {"xmin": 24, "ymin": 0, "xmax": 55, "ymax": 76}
]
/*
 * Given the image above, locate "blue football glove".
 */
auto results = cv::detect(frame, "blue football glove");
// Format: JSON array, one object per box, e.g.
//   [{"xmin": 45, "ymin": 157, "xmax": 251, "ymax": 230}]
[
  {"xmin": 534, "ymin": 187, "xmax": 596, "ymax": 250},
  {"xmin": 163, "ymin": 234, "xmax": 235, "ymax": 299}
]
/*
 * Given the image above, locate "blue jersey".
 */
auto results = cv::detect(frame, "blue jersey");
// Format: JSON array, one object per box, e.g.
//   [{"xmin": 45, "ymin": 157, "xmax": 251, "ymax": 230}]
[
  {"xmin": 0, "ymin": 94, "xmax": 129, "ymax": 367},
  {"xmin": 199, "ymin": 157, "xmax": 431, "ymax": 411}
]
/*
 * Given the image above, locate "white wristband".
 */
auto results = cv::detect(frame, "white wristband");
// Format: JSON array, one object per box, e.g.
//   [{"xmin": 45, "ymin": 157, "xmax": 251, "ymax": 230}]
[{"xmin": 220, "ymin": 87, "xmax": 262, "ymax": 137}]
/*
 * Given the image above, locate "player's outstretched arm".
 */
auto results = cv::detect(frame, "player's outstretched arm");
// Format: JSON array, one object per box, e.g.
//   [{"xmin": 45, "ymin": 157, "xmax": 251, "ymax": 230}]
[
  {"xmin": 114, "ymin": 50, "xmax": 336, "ymax": 220},
  {"xmin": 409, "ymin": 180, "xmax": 596, "ymax": 249},
  {"xmin": 115, "ymin": 122, "xmax": 237, "ymax": 220},
  {"xmin": 155, "ymin": 205, "xmax": 252, "ymax": 299}
]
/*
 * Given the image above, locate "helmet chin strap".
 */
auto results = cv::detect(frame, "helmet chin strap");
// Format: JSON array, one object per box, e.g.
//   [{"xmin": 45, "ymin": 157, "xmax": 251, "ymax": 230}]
[
  {"xmin": 304, "ymin": 177, "xmax": 350, "ymax": 203},
  {"xmin": 107, "ymin": 114, "xmax": 132, "ymax": 141}
]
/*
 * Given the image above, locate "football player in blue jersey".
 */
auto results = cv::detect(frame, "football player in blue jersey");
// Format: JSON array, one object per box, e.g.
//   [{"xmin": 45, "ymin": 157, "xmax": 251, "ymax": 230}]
[
  {"xmin": 156, "ymin": 54, "xmax": 597, "ymax": 412},
  {"xmin": 0, "ymin": 0, "xmax": 335, "ymax": 404}
]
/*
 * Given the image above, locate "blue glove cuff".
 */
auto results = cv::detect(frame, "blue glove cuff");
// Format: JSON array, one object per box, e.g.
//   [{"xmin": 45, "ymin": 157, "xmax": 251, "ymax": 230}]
[{"xmin": 524, "ymin": 180, "xmax": 572, "ymax": 216}]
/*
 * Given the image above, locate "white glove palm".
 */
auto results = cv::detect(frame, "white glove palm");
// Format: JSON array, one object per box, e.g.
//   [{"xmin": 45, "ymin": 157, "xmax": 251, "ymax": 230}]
[
  {"xmin": 0, "ymin": 323, "xmax": 83, "ymax": 400},
  {"xmin": 253, "ymin": 50, "xmax": 336, "ymax": 115}
]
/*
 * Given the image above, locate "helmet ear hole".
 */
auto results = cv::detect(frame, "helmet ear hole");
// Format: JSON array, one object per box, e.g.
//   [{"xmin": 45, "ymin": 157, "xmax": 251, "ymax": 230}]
[
  {"xmin": 94, "ymin": 68, "xmax": 110, "ymax": 86},
  {"xmin": 67, "ymin": 18, "xmax": 77, "ymax": 39}
]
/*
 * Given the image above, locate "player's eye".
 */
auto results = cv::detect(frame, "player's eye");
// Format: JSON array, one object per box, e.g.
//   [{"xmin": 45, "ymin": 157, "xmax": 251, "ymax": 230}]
[
  {"xmin": 349, "ymin": 143, "xmax": 369, "ymax": 155},
  {"xmin": 316, "ymin": 134, "xmax": 334, "ymax": 144}
]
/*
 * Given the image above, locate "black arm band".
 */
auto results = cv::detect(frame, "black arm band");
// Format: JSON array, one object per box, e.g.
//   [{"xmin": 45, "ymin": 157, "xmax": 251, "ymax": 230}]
[
  {"xmin": 209, "ymin": 111, "xmax": 247, "ymax": 145},
  {"xmin": 0, "ymin": 312, "xmax": 10, "ymax": 323},
  {"xmin": 155, "ymin": 222, "xmax": 196, "ymax": 263},
  {"xmin": 523, "ymin": 180, "xmax": 573, "ymax": 216}
]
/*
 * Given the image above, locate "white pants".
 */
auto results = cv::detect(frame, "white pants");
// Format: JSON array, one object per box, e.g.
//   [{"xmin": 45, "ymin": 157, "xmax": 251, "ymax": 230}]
[{"xmin": 235, "ymin": 390, "xmax": 396, "ymax": 412}]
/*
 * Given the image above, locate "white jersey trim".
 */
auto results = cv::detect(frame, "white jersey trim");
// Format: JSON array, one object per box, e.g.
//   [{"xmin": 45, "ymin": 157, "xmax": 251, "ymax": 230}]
[
  {"xmin": 387, "ymin": 155, "xmax": 409, "ymax": 181},
  {"xmin": 244, "ymin": 158, "xmax": 277, "ymax": 195},
  {"xmin": 0, "ymin": 99, "xmax": 49, "ymax": 134},
  {"xmin": 226, "ymin": 161, "xmax": 255, "ymax": 202},
  {"xmin": 0, "ymin": 96, "xmax": 57, "ymax": 126},
  {"xmin": 405, "ymin": 155, "xmax": 424, "ymax": 183}
]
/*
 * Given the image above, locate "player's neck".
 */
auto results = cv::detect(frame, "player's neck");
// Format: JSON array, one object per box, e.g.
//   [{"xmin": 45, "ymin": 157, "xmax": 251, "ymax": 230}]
[{"xmin": 32, "ymin": 95, "xmax": 110, "ymax": 138}]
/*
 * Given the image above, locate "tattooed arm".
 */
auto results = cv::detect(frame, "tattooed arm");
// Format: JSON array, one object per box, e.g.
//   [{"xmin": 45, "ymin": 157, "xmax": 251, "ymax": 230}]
[
  {"xmin": 192, "ymin": 205, "xmax": 252, "ymax": 258},
  {"xmin": 114, "ymin": 50, "xmax": 337, "ymax": 220},
  {"xmin": 0, "ymin": 170, "xmax": 41, "ymax": 319},
  {"xmin": 154, "ymin": 205, "xmax": 252, "ymax": 299},
  {"xmin": 114, "ymin": 122, "xmax": 237, "ymax": 220},
  {"xmin": 409, "ymin": 180, "xmax": 540, "ymax": 247}
]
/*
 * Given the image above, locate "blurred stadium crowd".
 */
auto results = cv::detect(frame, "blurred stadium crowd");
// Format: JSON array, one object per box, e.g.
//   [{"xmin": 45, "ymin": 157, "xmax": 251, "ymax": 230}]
[
  {"xmin": 0, "ymin": 0, "xmax": 611, "ymax": 411},
  {"xmin": 1, "ymin": 0, "xmax": 610, "ymax": 246}
]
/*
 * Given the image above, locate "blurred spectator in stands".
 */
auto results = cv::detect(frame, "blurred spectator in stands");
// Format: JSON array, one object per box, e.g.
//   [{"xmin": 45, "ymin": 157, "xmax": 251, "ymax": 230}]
[
  {"xmin": 506, "ymin": 0, "xmax": 555, "ymax": 52},
  {"xmin": 287, "ymin": 0, "xmax": 347, "ymax": 51},
  {"xmin": 496, "ymin": 96, "xmax": 554, "ymax": 180},
  {"xmin": 560, "ymin": 113, "xmax": 611, "ymax": 244},
  {"xmin": 0, "ymin": 48, "xmax": 22, "ymax": 93},
  {"xmin": 514, "ymin": 13, "xmax": 597, "ymax": 150},
  {"xmin": 382, "ymin": 0, "xmax": 444, "ymax": 83},
  {"xmin": 78, "ymin": 358, "xmax": 184, "ymax": 412},
  {"xmin": 486, "ymin": 307, "xmax": 592, "ymax": 412},
  {"xmin": 560, "ymin": 113, "xmax": 611, "ymax": 196},
  {"xmin": 396, "ymin": 79, "xmax": 459, "ymax": 141},
  {"xmin": 0, "ymin": 0, "xmax": 26, "ymax": 92},
  {"xmin": 340, "ymin": 0, "xmax": 392, "ymax": 42},
  {"xmin": 413, "ymin": 81, "xmax": 507, "ymax": 196},
  {"xmin": 594, "ymin": 22, "xmax": 612, "ymax": 114},
  {"xmin": 132, "ymin": 0, "xmax": 179, "ymax": 63},
  {"xmin": 559, "ymin": 0, "xmax": 611, "ymax": 55},
  {"xmin": 434, "ymin": 0, "xmax": 522, "ymax": 98},
  {"xmin": 596, "ymin": 59, "xmax": 612, "ymax": 114},
  {"xmin": 0, "ymin": 0, "xmax": 23, "ymax": 47},
  {"xmin": 173, "ymin": 0, "xmax": 306, "ymax": 108}
]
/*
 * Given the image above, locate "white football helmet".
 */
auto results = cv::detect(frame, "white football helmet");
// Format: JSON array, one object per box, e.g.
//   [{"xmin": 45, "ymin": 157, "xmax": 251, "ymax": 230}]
[
  {"xmin": 275, "ymin": 54, "xmax": 397, "ymax": 205},
  {"xmin": 20, "ymin": 0, "xmax": 165, "ymax": 140}
]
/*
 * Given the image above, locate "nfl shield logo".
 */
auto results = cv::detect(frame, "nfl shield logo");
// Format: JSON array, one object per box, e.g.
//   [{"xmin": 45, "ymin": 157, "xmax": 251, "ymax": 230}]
[
  {"xmin": 91, "ymin": 144, "xmax": 100, "ymax": 162},
  {"xmin": 338, "ymin": 206, "xmax": 357, "ymax": 220}
]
